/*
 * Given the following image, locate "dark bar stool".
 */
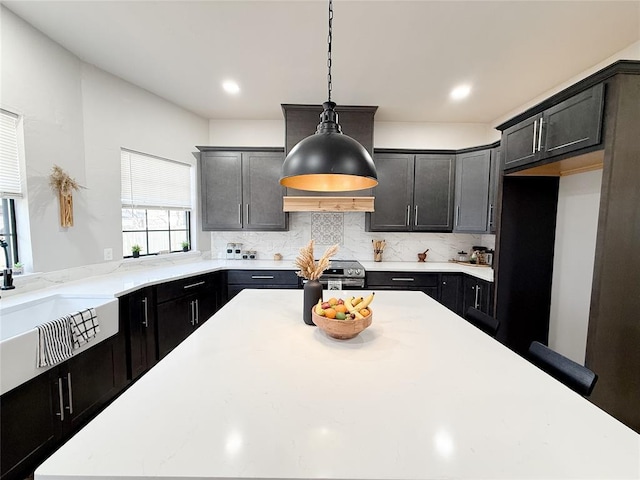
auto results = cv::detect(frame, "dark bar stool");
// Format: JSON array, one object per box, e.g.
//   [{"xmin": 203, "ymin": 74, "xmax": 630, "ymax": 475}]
[
  {"xmin": 528, "ymin": 341, "xmax": 598, "ymax": 396},
  {"xmin": 464, "ymin": 307, "xmax": 500, "ymax": 337}
]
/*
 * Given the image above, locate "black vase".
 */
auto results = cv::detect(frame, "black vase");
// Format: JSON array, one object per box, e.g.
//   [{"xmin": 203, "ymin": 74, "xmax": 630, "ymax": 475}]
[{"xmin": 303, "ymin": 279, "xmax": 323, "ymax": 326}]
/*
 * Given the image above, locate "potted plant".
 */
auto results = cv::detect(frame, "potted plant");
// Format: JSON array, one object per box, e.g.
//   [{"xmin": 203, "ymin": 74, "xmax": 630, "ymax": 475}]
[
  {"xmin": 181, "ymin": 241, "xmax": 190, "ymax": 252},
  {"xmin": 12, "ymin": 262, "xmax": 23, "ymax": 275},
  {"xmin": 131, "ymin": 244, "xmax": 141, "ymax": 258}
]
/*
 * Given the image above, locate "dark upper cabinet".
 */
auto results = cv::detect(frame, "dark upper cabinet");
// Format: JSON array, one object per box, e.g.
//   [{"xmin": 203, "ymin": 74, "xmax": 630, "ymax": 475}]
[
  {"xmin": 413, "ymin": 154, "xmax": 456, "ymax": 231},
  {"xmin": 200, "ymin": 150, "xmax": 287, "ymax": 231},
  {"xmin": 120, "ymin": 287, "xmax": 156, "ymax": 381},
  {"xmin": 366, "ymin": 153, "xmax": 414, "ymax": 231},
  {"xmin": 454, "ymin": 149, "xmax": 491, "ymax": 233},
  {"xmin": 488, "ymin": 147, "xmax": 502, "ymax": 233},
  {"xmin": 366, "ymin": 152, "xmax": 455, "ymax": 232},
  {"xmin": 503, "ymin": 84, "xmax": 604, "ymax": 171}
]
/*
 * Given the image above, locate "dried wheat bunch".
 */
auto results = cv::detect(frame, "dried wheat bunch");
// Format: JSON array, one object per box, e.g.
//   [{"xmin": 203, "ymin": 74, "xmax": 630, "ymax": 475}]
[
  {"xmin": 49, "ymin": 165, "xmax": 84, "ymax": 196},
  {"xmin": 294, "ymin": 240, "xmax": 339, "ymax": 280}
]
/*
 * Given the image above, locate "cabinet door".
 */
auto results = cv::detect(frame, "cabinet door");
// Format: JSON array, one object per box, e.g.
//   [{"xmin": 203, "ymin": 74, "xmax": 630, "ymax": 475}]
[
  {"xmin": 64, "ymin": 334, "xmax": 127, "ymax": 433},
  {"xmin": 366, "ymin": 153, "xmax": 414, "ymax": 231},
  {"xmin": 200, "ymin": 152, "xmax": 243, "ymax": 230},
  {"xmin": 463, "ymin": 276, "xmax": 493, "ymax": 316},
  {"xmin": 121, "ymin": 287, "xmax": 156, "ymax": 381},
  {"xmin": 156, "ymin": 295, "xmax": 197, "ymax": 359},
  {"xmin": 439, "ymin": 274, "xmax": 462, "ymax": 315},
  {"xmin": 502, "ymin": 115, "xmax": 538, "ymax": 170},
  {"xmin": 0, "ymin": 370, "xmax": 60, "ymax": 480},
  {"xmin": 413, "ymin": 154, "xmax": 455, "ymax": 231},
  {"xmin": 454, "ymin": 150, "xmax": 491, "ymax": 233},
  {"xmin": 542, "ymin": 83, "xmax": 604, "ymax": 159},
  {"xmin": 243, "ymin": 152, "xmax": 287, "ymax": 231},
  {"xmin": 488, "ymin": 147, "xmax": 502, "ymax": 233}
]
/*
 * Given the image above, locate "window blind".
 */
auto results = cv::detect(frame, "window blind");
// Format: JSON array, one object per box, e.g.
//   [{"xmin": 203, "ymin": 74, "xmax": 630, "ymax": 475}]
[
  {"xmin": 0, "ymin": 109, "xmax": 22, "ymax": 198},
  {"xmin": 121, "ymin": 149, "xmax": 192, "ymax": 209}
]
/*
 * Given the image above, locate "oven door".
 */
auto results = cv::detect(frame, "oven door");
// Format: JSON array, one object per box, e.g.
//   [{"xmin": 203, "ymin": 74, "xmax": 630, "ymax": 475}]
[{"xmin": 320, "ymin": 278, "xmax": 365, "ymax": 290}]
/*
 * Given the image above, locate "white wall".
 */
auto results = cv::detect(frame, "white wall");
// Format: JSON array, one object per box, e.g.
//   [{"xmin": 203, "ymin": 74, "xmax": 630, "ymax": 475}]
[
  {"xmin": 1, "ymin": 7, "xmax": 209, "ymax": 272},
  {"xmin": 208, "ymin": 119, "xmax": 500, "ymax": 150},
  {"xmin": 549, "ymin": 170, "xmax": 602, "ymax": 364}
]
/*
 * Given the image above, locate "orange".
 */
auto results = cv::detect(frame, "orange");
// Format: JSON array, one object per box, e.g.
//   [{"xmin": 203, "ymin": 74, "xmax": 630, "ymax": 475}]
[
  {"xmin": 334, "ymin": 304, "xmax": 347, "ymax": 313},
  {"xmin": 328, "ymin": 297, "xmax": 338, "ymax": 306},
  {"xmin": 359, "ymin": 308, "xmax": 370, "ymax": 317},
  {"xmin": 324, "ymin": 308, "xmax": 337, "ymax": 319}
]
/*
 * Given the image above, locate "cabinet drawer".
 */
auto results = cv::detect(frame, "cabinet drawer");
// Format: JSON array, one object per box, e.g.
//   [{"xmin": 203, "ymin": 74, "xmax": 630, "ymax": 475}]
[
  {"xmin": 367, "ymin": 272, "xmax": 439, "ymax": 288},
  {"xmin": 156, "ymin": 274, "xmax": 214, "ymax": 304},
  {"xmin": 227, "ymin": 270, "xmax": 299, "ymax": 286}
]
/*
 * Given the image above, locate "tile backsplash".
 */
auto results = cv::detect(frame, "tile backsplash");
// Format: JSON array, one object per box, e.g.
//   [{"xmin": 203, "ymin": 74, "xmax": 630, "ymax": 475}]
[{"xmin": 211, "ymin": 212, "xmax": 495, "ymax": 262}]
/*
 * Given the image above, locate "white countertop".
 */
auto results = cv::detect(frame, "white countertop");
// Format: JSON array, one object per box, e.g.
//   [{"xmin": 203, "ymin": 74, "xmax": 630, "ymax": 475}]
[
  {"xmin": 35, "ymin": 290, "xmax": 639, "ymax": 480},
  {"xmin": 1, "ymin": 259, "xmax": 492, "ymax": 309}
]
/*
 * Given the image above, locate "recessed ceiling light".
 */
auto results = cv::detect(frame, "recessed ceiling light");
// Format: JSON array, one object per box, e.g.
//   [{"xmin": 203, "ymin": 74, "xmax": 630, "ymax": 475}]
[
  {"xmin": 222, "ymin": 80, "xmax": 240, "ymax": 95},
  {"xmin": 450, "ymin": 84, "xmax": 471, "ymax": 100}
]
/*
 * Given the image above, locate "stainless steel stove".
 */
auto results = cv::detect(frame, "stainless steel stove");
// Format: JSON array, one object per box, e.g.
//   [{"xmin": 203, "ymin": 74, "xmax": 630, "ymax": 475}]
[{"xmin": 319, "ymin": 259, "xmax": 365, "ymax": 289}]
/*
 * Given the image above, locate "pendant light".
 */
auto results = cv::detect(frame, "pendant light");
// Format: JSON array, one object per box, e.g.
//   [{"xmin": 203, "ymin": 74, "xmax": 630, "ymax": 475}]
[{"xmin": 280, "ymin": 0, "xmax": 378, "ymax": 192}]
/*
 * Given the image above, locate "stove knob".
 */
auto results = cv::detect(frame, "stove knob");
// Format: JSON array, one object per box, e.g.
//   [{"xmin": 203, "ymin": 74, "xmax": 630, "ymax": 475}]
[
  {"xmin": 355, "ymin": 269, "xmax": 362, "ymax": 275},
  {"xmin": 347, "ymin": 268, "xmax": 353, "ymax": 275}
]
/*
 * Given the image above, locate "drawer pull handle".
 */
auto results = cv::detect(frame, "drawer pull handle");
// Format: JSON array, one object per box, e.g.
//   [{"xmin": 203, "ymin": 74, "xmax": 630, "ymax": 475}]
[
  {"xmin": 391, "ymin": 277, "xmax": 415, "ymax": 282},
  {"xmin": 142, "ymin": 297, "xmax": 149, "ymax": 327},
  {"xmin": 184, "ymin": 281, "xmax": 205, "ymax": 289},
  {"xmin": 251, "ymin": 275, "xmax": 274, "ymax": 279}
]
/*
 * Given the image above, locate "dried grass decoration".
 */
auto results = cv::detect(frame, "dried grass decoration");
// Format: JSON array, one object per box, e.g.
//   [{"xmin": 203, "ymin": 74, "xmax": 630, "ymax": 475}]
[
  {"xmin": 49, "ymin": 165, "xmax": 84, "ymax": 227},
  {"xmin": 294, "ymin": 239, "xmax": 339, "ymax": 280}
]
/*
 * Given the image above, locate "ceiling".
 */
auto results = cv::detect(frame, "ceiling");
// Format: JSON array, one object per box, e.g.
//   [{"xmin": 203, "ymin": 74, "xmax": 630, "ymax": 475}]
[{"xmin": 3, "ymin": 1, "xmax": 639, "ymax": 123}]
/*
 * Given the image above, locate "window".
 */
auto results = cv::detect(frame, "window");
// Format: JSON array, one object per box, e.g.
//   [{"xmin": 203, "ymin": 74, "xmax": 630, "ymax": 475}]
[
  {"xmin": 121, "ymin": 149, "xmax": 192, "ymax": 257},
  {"xmin": 1, "ymin": 109, "xmax": 22, "ymax": 267}
]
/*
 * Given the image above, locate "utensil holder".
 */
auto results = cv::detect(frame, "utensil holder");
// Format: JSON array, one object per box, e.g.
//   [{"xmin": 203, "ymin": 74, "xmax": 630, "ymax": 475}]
[{"xmin": 374, "ymin": 250, "xmax": 383, "ymax": 262}]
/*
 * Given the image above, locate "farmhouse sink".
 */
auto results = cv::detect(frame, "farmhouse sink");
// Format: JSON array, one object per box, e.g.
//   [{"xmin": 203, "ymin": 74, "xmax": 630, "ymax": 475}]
[{"xmin": 0, "ymin": 294, "xmax": 118, "ymax": 395}]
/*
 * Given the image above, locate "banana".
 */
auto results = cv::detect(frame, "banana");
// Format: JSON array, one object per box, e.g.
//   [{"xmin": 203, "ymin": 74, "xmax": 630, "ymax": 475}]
[
  {"xmin": 351, "ymin": 296, "xmax": 364, "ymax": 306},
  {"xmin": 355, "ymin": 292, "xmax": 375, "ymax": 310},
  {"xmin": 344, "ymin": 297, "xmax": 364, "ymax": 319},
  {"xmin": 315, "ymin": 298, "xmax": 325, "ymax": 316}
]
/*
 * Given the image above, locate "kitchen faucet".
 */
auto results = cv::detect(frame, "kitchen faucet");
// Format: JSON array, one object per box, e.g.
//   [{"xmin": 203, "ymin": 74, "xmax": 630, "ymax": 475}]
[{"xmin": 0, "ymin": 237, "xmax": 15, "ymax": 290}]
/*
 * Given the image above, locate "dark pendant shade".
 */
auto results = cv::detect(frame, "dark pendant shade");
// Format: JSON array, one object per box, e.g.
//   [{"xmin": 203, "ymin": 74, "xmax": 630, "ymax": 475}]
[{"xmin": 280, "ymin": 102, "xmax": 378, "ymax": 192}]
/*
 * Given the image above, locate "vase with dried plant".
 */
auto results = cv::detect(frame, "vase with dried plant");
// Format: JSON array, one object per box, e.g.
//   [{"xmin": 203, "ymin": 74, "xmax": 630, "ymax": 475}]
[
  {"xmin": 48, "ymin": 165, "xmax": 84, "ymax": 227},
  {"xmin": 295, "ymin": 239, "xmax": 339, "ymax": 325}
]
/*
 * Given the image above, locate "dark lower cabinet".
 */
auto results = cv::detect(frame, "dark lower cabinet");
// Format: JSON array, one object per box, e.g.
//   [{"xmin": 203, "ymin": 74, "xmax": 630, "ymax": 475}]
[
  {"xmin": 155, "ymin": 273, "xmax": 222, "ymax": 359},
  {"xmin": 463, "ymin": 276, "xmax": 493, "ymax": 316},
  {"xmin": 367, "ymin": 271, "xmax": 492, "ymax": 317},
  {"xmin": 120, "ymin": 287, "xmax": 156, "ymax": 381},
  {"xmin": 0, "ymin": 370, "xmax": 58, "ymax": 480},
  {"xmin": 226, "ymin": 270, "xmax": 300, "ymax": 301},
  {"xmin": 439, "ymin": 274, "xmax": 463, "ymax": 316},
  {"xmin": 366, "ymin": 271, "xmax": 439, "ymax": 299},
  {"xmin": 0, "ymin": 334, "xmax": 126, "ymax": 480}
]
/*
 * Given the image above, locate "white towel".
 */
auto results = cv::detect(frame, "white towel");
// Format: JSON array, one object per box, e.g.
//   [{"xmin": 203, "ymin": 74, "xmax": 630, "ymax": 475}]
[
  {"xmin": 37, "ymin": 317, "xmax": 73, "ymax": 367},
  {"xmin": 69, "ymin": 307, "xmax": 100, "ymax": 349}
]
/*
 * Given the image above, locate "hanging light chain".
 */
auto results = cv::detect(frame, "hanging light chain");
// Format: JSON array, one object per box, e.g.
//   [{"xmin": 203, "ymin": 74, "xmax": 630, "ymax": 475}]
[{"xmin": 327, "ymin": 0, "xmax": 333, "ymax": 102}]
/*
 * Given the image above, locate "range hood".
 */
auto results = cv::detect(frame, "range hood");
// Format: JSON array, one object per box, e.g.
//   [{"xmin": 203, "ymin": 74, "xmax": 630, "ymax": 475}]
[{"xmin": 281, "ymin": 104, "xmax": 377, "ymax": 212}]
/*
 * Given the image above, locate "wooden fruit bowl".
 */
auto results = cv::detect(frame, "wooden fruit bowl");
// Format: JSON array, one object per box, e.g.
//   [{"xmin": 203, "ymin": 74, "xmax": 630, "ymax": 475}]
[{"xmin": 312, "ymin": 308, "xmax": 373, "ymax": 340}]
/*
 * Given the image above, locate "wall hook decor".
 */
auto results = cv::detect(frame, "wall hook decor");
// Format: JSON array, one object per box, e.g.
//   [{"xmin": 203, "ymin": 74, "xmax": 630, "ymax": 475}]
[{"xmin": 48, "ymin": 165, "xmax": 85, "ymax": 227}]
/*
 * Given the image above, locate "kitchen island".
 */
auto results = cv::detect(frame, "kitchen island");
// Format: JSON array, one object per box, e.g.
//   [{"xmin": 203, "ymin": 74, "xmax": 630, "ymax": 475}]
[{"xmin": 35, "ymin": 289, "xmax": 638, "ymax": 479}]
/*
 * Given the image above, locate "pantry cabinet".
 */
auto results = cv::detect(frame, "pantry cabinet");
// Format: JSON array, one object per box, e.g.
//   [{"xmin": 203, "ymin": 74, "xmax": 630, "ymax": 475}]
[
  {"xmin": 366, "ymin": 151, "xmax": 455, "ymax": 232},
  {"xmin": 502, "ymin": 84, "xmax": 604, "ymax": 171},
  {"xmin": 199, "ymin": 148, "xmax": 288, "ymax": 231}
]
